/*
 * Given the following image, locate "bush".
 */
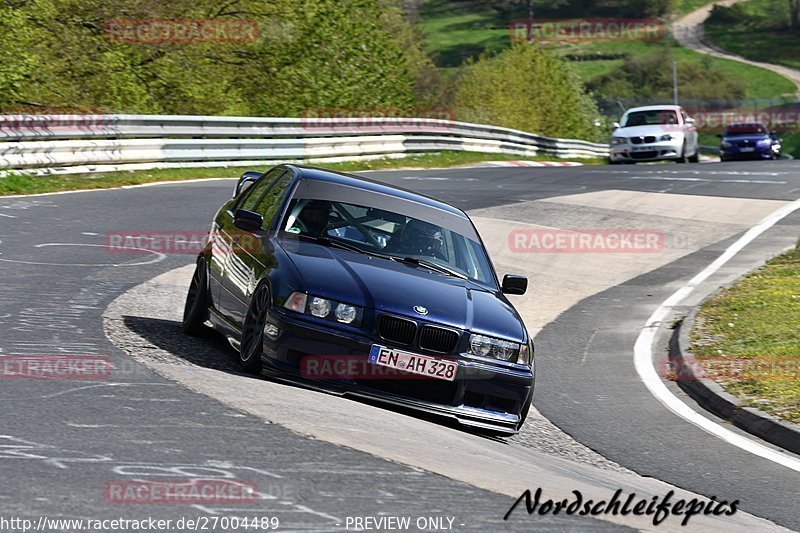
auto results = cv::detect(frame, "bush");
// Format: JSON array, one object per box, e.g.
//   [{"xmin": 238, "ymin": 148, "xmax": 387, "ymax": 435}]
[{"xmin": 453, "ymin": 44, "xmax": 602, "ymax": 141}]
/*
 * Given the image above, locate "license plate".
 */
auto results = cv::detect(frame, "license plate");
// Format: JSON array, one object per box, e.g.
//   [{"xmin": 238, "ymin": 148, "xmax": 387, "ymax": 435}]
[
  {"xmin": 740, "ymin": 147, "xmax": 755, "ymax": 152},
  {"xmin": 369, "ymin": 345, "xmax": 457, "ymax": 381},
  {"xmin": 631, "ymin": 146, "xmax": 652, "ymax": 152}
]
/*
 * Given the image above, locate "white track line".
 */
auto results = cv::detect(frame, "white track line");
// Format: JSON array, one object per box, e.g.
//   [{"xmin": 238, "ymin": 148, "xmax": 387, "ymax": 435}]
[
  {"xmin": 0, "ymin": 177, "xmax": 238, "ymax": 200},
  {"xmin": 634, "ymin": 198, "xmax": 800, "ymax": 472}
]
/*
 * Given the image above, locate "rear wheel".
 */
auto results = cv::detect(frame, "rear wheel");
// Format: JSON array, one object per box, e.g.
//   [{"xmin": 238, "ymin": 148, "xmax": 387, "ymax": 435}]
[
  {"xmin": 239, "ymin": 285, "xmax": 270, "ymax": 374},
  {"xmin": 182, "ymin": 258, "xmax": 209, "ymax": 336}
]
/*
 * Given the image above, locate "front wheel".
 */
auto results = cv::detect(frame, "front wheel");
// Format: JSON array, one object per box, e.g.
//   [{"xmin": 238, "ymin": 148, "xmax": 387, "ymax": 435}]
[
  {"xmin": 183, "ymin": 258, "xmax": 209, "ymax": 336},
  {"xmin": 676, "ymin": 142, "xmax": 688, "ymax": 163},
  {"xmin": 239, "ymin": 285, "xmax": 270, "ymax": 374},
  {"xmin": 688, "ymin": 146, "xmax": 699, "ymax": 163}
]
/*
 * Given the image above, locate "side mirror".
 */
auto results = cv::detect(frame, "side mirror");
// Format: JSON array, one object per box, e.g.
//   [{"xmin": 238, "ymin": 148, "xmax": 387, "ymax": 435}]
[
  {"xmin": 685, "ymin": 117, "xmax": 696, "ymax": 126},
  {"xmin": 612, "ymin": 122, "xmax": 620, "ymax": 130},
  {"xmin": 234, "ymin": 171, "xmax": 262, "ymax": 198},
  {"xmin": 501, "ymin": 274, "xmax": 527, "ymax": 295},
  {"xmin": 716, "ymin": 133, "xmax": 723, "ymax": 138},
  {"xmin": 233, "ymin": 209, "xmax": 264, "ymax": 232}
]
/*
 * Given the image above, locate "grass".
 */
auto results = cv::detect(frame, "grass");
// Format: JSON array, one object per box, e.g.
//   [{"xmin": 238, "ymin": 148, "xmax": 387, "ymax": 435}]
[
  {"xmin": 418, "ymin": 0, "xmax": 797, "ymax": 98},
  {"xmin": 419, "ymin": 0, "xmax": 510, "ymax": 68},
  {"xmin": 690, "ymin": 243, "xmax": 800, "ymax": 424},
  {"xmin": 0, "ymin": 151, "xmax": 606, "ymax": 196},
  {"xmin": 563, "ymin": 38, "xmax": 797, "ymax": 99},
  {"xmin": 705, "ymin": 0, "xmax": 800, "ymax": 71},
  {"xmin": 675, "ymin": 0, "xmax": 712, "ymax": 17}
]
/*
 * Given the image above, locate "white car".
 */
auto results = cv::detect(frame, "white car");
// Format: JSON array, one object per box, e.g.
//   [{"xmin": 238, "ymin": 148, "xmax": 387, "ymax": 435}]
[{"xmin": 609, "ymin": 105, "xmax": 699, "ymax": 164}]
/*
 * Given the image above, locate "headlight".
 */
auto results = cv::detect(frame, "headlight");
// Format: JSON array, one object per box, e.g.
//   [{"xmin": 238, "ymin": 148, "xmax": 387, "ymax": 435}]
[
  {"xmin": 335, "ymin": 303, "xmax": 357, "ymax": 324},
  {"xmin": 611, "ymin": 137, "xmax": 627, "ymax": 145},
  {"xmin": 720, "ymin": 142, "xmax": 731, "ymax": 148},
  {"xmin": 468, "ymin": 334, "xmax": 522, "ymax": 362},
  {"xmin": 659, "ymin": 134, "xmax": 673, "ymax": 141},
  {"xmin": 757, "ymin": 139, "xmax": 771, "ymax": 146},
  {"xmin": 284, "ymin": 292, "xmax": 362, "ymax": 326},
  {"xmin": 309, "ymin": 297, "xmax": 332, "ymax": 318}
]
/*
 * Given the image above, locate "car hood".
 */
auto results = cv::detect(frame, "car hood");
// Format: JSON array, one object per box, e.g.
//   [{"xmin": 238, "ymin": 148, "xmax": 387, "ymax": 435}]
[
  {"xmin": 722, "ymin": 134, "xmax": 770, "ymax": 142},
  {"xmin": 614, "ymin": 125, "xmax": 682, "ymax": 138},
  {"xmin": 278, "ymin": 239, "xmax": 526, "ymax": 341}
]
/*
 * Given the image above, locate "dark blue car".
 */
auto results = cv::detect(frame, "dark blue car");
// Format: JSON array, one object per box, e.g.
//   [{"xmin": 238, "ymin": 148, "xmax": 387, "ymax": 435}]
[
  {"xmin": 183, "ymin": 165, "xmax": 534, "ymax": 435},
  {"xmin": 719, "ymin": 122, "xmax": 782, "ymax": 161}
]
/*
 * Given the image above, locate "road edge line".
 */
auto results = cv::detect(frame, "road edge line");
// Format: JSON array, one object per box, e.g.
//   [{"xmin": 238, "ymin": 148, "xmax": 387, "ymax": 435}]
[{"xmin": 633, "ymin": 197, "xmax": 800, "ymax": 472}]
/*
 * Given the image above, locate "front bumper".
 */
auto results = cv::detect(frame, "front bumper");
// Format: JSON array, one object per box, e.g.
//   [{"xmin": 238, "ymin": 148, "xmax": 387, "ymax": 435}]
[
  {"xmin": 609, "ymin": 141, "xmax": 682, "ymax": 162},
  {"xmin": 261, "ymin": 308, "xmax": 535, "ymax": 434},
  {"xmin": 720, "ymin": 146, "xmax": 775, "ymax": 160}
]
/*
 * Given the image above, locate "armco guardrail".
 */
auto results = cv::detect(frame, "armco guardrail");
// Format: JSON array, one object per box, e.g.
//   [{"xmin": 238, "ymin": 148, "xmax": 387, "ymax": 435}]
[{"xmin": 0, "ymin": 115, "xmax": 610, "ymax": 175}]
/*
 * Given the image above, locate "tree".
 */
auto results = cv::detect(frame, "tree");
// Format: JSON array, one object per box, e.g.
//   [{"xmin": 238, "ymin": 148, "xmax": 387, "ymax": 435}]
[
  {"xmin": 0, "ymin": 0, "xmax": 425, "ymax": 115},
  {"xmin": 453, "ymin": 44, "xmax": 601, "ymax": 141}
]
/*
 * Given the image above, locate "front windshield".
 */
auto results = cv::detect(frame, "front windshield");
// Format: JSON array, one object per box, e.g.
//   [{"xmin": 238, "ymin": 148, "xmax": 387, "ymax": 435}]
[
  {"xmin": 281, "ymin": 198, "xmax": 496, "ymax": 286},
  {"xmin": 622, "ymin": 110, "xmax": 678, "ymax": 127},
  {"xmin": 724, "ymin": 123, "xmax": 768, "ymax": 135}
]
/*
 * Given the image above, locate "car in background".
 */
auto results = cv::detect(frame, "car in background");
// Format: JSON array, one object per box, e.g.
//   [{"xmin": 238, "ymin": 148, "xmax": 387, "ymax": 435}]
[
  {"xmin": 182, "ymin": 165, "xmax": 535, "ymax": 435},
  {"xmin": 609, "ymin": 105, "xmax": 699, "ymax": 164},
  {"xmin": 719, "ymin": 122, "xmax": 781, "ymax": 161}
]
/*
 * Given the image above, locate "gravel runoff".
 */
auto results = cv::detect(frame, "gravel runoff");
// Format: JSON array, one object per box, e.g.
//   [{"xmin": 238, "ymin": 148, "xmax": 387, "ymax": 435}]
[{"xmin": 103, "ymin": 264, "xmax": 634, "ymax": 476}]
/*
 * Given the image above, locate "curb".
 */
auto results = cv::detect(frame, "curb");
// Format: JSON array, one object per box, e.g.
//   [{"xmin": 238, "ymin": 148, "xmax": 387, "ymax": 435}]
[
  {"xmin": 484, "ymin": 160, "xmax": 584, "ymax": 167},
  {"xmin": 669, "ymin": 307, "xmax": 800, "ymax": 456}
]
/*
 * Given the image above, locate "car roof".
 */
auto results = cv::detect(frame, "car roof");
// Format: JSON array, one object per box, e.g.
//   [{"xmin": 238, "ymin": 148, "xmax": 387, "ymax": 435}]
[
  {"xmin": 725, "ymin": 122, "xmax": 767, "ymax": 128},
  {"xmin": 624, "ymin": 105, "xmax": 683, "ymax": 114},
  {"xmin": 284, "ymin": 165, "xmax": 468, "ymax": 219}
]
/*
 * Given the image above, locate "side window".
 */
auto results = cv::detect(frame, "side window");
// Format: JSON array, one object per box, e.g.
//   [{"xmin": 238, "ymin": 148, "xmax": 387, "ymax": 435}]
[
  {"xmin": 255, "ymin": 173, "xmax": 293, "ymax": 229},
  {"xmin": 237, "ymin": 168, "xmax": 284, "ymax": 212}
]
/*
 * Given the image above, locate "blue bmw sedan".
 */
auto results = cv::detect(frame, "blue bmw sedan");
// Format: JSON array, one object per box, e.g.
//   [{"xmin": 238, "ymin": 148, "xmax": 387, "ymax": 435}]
[
  {"xmin": 719, "ymin": 122, "xmax": 782, "ymax": 161},
  {"xmin": 183, "ymin": 165, "xmax": 534, "ymax": 435}
]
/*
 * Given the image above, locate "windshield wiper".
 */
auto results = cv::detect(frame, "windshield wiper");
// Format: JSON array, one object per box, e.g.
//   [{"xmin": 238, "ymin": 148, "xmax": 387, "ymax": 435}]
[
  {"xmin": 297, "ymin": 234, "xmax": 391, "ymax": 259},
  {"xmin": 390, "ymin": 256, "xmax": 467, "ymax": 279}
]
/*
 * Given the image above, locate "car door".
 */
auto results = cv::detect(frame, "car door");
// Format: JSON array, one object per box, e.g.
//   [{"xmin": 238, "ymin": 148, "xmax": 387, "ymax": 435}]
[
  {"xmin": 230, "ymin": 171, "xmax": 295, "ymax": 316},
  {"xmin": 221, "ymin": 170, "xmax": 294, "ymax": 326},
  {"xmin": 216, "ymin": 168, "xmax": 285, "ymax": 325}
]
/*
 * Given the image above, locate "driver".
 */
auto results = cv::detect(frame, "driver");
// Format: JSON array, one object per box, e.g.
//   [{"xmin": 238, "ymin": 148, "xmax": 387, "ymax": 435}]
[
  {"xmin": 385, "ymin": 219, "xmax": 445, "ymax": 259},
  {"xmin": 296, "ymin": 200, "xmax": 331, "ymax": 236}
]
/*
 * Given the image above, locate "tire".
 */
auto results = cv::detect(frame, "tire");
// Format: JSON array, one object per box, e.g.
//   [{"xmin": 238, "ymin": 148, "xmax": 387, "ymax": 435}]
[
  {"xmin": 239, "ymin": 285, "xmax": 270, "ymax": 374},
  {"xmin": 676, "ymin": 142, "xmax": 688, "ymax": 163},
  {"xmin": 688, "ymin": 146, "xmax": 699, "ymax": 163},
  {"xmin": 182, "ymin": 257, "xmax": 209, "ymax": 336}
]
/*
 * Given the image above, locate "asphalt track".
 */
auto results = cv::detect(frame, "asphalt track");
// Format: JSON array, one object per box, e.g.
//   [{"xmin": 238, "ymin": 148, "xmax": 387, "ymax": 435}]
[{"xmin": 1, "ymin": 159, "xmax": 799, "ymax": 531}]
